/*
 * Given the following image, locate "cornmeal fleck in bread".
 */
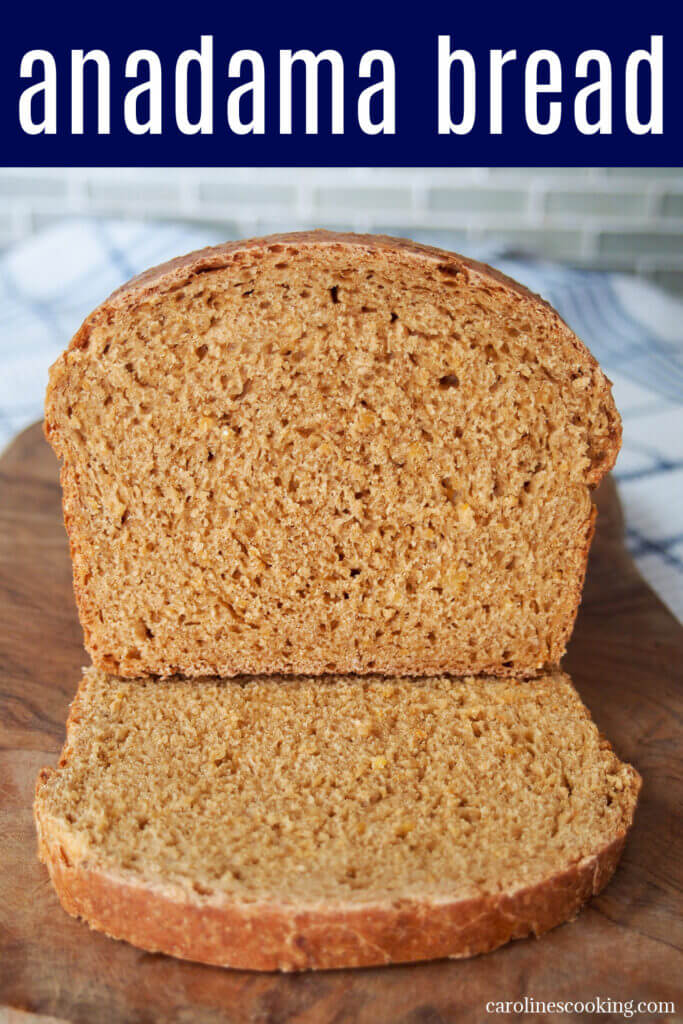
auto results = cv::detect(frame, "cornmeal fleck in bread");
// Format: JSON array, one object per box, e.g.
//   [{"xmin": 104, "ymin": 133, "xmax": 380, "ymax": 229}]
[
  {"xmin": 35, "ymin": 668, "xmax": 640, "ymax": 971},
  {"xmin": 45, "ymin": 232, "xmax": 621, "ymax": 678}
]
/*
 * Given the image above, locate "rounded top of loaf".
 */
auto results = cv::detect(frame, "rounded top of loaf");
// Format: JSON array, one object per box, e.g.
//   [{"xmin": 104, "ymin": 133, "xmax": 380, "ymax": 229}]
[
  {"xmin": 47, "ymin": 230, "xmax": 621, "ymax": 486},
  {"xmin": 96, "ymin": 230, "xmax": 585, "ymax": 324}
]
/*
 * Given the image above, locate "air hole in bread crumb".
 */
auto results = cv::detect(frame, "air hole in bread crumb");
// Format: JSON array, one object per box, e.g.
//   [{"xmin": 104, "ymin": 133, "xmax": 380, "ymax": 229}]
[
  {"xmin": 329, "ymin": 286, "xmax": 339, "ymax": 304},
  {"xmin": 439, "ymin": 374, "xmax": 459, "ymax": 390},
  {"xmin": 192, "ymin": 882, "xmax": 213, "ymax": 896}
]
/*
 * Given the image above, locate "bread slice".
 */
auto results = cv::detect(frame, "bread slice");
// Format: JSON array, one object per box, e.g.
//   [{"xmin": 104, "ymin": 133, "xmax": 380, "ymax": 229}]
[
  {"xmin": 35, "ymin": 668, "xmax": 639, "ymax": 971},
  {"xmin": 45, "ymin": 232, "xmax": 620, "ymax": 679}
]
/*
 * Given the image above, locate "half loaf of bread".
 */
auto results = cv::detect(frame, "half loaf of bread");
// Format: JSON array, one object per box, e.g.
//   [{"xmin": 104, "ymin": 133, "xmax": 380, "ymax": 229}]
[
  {"xmin": 45, "ymin": 232, "xmax": 620, "ymax": 678},
  {"xmin": 35, "ymin": 668, "xmax": 639, "ymax": 971}
]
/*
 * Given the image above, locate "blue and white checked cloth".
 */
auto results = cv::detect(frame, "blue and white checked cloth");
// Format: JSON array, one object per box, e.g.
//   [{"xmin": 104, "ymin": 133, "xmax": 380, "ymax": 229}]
[{"xmin": 1, "ymin": 219, "xmax": 681, "ymax": 622}]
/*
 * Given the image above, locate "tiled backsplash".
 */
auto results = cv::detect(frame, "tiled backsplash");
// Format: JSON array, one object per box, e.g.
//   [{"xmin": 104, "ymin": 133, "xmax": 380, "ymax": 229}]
[{"xmin": 1, "ymin": 167, "xmax": 682, "ymax": 293}]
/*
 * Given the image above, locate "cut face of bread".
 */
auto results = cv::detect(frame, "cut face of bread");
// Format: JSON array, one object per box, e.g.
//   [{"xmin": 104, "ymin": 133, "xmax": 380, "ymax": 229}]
[
  {"xmin": 35, "ymin": 669, "xmax": 640, "ymax": 971},
  {"xmin": 45, "ymin": 232, "xmax": 620, "ymax": 678}
]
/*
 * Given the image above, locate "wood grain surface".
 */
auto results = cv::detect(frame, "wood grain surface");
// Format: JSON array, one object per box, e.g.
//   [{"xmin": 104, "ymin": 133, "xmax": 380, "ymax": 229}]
[{"xmin": 1, "ymin": 422, "xmax": 681, "ymax": 1024}]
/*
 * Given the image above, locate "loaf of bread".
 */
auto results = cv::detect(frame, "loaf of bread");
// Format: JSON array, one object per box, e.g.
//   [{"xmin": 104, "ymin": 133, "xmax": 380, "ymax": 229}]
[
  {"xmin": 35, "ymin": 668, "xmax": 639, "ymax": 971},
  {"xmin": 45, "ymin": 232, "xmax": 620, "ymax": 678}
]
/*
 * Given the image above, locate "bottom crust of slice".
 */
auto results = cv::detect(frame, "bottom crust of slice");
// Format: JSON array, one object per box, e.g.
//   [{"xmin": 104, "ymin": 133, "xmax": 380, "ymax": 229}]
[{"xmin": 36, "ymin": 820, "xmax": 627, "ymax": 971}]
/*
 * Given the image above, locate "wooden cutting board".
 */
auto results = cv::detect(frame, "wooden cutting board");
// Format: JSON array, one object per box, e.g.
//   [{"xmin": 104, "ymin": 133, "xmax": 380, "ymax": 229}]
[{"xmin": 1, "ymin": 423, "xmax": 681, "ymax": 1024}]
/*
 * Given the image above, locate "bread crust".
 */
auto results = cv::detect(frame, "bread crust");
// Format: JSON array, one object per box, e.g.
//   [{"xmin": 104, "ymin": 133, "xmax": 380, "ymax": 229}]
[{"xmin": 34, "ymin": 795, "xmax": 632, "ymax": 971}]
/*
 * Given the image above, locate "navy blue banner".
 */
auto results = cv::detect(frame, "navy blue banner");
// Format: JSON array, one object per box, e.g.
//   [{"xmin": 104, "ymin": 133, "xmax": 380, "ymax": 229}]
[{"xmin": 2, "ymin": 0, "xmax": 681, "ymax": 166}]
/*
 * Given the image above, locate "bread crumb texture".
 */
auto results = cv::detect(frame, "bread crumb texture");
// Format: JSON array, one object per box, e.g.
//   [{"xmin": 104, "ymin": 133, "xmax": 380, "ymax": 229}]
[
  {"xmin": 36, "ymin": 669, "xmax": 639, "ymax": 914},
  {"xmin": 45, "ymin": 232, "xmax": 621, "ymax": 678}
]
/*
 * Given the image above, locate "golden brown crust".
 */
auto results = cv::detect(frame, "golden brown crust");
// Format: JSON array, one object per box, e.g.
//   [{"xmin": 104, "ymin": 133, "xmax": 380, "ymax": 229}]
[
  {"xmin": 89, "ymin": 231, "xmax": 576, "ymax": 312},
  {"xmin": 35, "ymin": 802, "xmax": 631, "ymax": 971}
]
